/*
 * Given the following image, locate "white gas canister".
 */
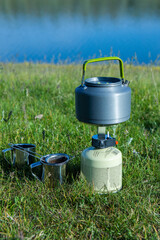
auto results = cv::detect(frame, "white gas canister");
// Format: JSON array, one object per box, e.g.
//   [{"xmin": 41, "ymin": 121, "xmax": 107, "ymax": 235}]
[{"xmin": 81, "ymin": 146, "xmax": 122, "ymax": 193}]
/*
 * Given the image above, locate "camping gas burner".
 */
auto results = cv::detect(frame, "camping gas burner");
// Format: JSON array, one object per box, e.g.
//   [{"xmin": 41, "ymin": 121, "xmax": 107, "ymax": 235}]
[{"xmin": 75, "ymin": 57, "xmax": 131, "ymax": 193}]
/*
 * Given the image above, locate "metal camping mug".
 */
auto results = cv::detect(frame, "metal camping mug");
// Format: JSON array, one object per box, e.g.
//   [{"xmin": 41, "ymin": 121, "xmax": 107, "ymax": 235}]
[
  {"xmin": 30, "ymin": 153, "xmax": 71, "ymax": 187},
  {"xmin": 2, "ymin": 143, "xmax": 36, "ymax": 166}
]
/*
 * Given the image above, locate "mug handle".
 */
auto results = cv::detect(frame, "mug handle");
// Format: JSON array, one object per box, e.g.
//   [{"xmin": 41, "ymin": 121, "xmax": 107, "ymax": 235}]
[
  {"xmin": 81, "ymin": 56, "xmax": 124, "ymax": 85},
  {"xmin": 2, "ymin": 148, "xmax": 12, "ymax": 164},
  {"xmin": 30, "ymin": 161, "xmax": 42, "ymax": 181}
]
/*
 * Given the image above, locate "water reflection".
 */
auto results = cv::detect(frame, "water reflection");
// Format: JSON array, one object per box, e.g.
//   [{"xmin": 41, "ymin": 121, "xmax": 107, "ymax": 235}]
[
  {"xmin": 0, "ymin": 0, "xmax": 160, "ymax": 63},
  {"xmin": 1, "ymin": 0, "xmax": 160, "ymax": 18}
]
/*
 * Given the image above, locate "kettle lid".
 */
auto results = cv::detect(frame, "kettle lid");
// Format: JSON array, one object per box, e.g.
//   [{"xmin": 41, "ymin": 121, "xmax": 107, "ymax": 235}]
[{"xmin": 85, "ymin": 77, "xmax": 122, "ymax": 87}]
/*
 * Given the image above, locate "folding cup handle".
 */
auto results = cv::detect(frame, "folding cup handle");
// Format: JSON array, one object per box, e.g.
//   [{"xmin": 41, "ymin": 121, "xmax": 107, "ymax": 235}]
[
  {"xmin": 2, "ymin": 148, "xmax": 12, "ymax": 164},
  {"xmin": 30, "ymin": 161, "xmax": 42, "ymax": 181}
]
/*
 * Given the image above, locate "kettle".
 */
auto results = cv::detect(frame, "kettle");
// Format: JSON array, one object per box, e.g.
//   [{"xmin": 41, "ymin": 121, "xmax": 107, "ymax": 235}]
[{"xmin": 75, "ymin": 57, "xmax": 131, "ymax": 125}]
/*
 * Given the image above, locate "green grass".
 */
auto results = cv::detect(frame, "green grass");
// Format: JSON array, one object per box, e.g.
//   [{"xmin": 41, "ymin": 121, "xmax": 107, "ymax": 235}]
[{"xmin": 0, "ymin": 62, "xmax": 160, "ymax": 239}]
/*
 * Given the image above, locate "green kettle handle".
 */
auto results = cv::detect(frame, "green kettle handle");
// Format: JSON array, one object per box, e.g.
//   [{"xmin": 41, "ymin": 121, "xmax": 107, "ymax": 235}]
[{"xmin": 81, "ymin": 57, "xmax": 124, "ymax": 86}]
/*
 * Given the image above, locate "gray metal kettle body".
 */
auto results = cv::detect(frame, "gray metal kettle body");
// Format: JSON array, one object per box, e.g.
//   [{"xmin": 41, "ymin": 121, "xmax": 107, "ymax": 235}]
[{"xmin": 75, "ymin": 57, "xmax": 131, "ymax": 125}]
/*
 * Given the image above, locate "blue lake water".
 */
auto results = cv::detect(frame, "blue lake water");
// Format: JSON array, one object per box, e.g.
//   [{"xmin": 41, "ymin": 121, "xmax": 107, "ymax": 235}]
[{"xmin": 0, "ymin": 0, "xmax": 160, "ymax": 64}]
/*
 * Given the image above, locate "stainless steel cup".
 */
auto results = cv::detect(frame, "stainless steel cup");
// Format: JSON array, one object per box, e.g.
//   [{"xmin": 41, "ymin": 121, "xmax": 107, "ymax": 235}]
[
  {"xmin": 30, "ymin": 153, "xmax": 71, "ymax": 187},
  {"xmin": 2, "ymin": 143, "xmax": 36, "ymax": 166}
]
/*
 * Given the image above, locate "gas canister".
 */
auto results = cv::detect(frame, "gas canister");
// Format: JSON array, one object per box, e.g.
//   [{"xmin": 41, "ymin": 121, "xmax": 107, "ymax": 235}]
[{"xmin": 81, "ymin": 137, "xmax": 122, "ymax": 193}]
